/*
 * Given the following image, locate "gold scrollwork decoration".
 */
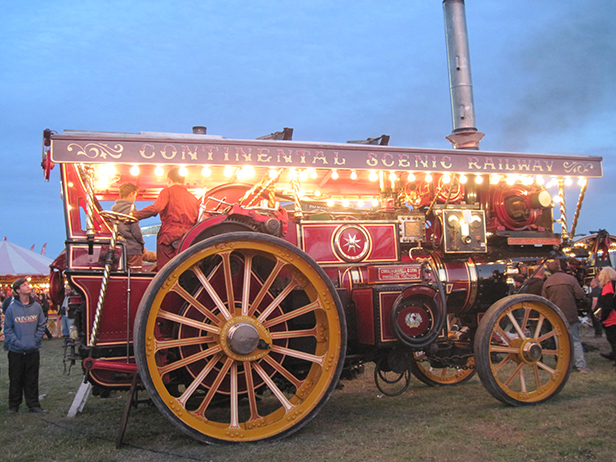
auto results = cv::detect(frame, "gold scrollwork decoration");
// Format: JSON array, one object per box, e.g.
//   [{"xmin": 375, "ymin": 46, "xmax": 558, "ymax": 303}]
[
  {"xmin": 563, "ymin": 162, "xmax": 593, "ymax": 175},
  {"xmin": 68, "ymin": 143, "xmax": 124, "ymax": 159}
]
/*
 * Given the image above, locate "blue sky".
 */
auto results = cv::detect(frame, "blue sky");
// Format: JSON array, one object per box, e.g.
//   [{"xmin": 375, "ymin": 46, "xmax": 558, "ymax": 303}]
[{"xmin": 1, "ymin": 1, "xmax": 614, "ymax": 258}]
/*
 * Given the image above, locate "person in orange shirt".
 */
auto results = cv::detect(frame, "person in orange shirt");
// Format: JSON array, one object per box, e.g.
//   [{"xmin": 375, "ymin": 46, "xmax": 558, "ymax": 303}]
[{"xmin": 133, "ymin": 167, "xmax": 200, "ymax": 269}]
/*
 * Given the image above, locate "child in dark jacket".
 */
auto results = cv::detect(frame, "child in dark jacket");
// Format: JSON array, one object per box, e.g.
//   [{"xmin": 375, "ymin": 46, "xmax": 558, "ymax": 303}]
[
  {"xmin": 112, "ymin": 182, "xmax": 145, "ymax": 270},
  {"xmin": 4, "ymin": 277, "xmax": 48, "ymax": 414}
]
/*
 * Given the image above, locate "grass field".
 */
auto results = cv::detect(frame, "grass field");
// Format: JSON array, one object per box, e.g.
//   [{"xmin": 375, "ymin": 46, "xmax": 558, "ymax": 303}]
[{"xmin": 1, "ymin": 326, "xmax": 615, "ymax": 462}]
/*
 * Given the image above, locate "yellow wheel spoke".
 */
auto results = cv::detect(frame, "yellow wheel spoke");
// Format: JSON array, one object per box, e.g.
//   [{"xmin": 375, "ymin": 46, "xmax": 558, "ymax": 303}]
[
  {"xmin": 157, "ymin": 310, "xmax": 220, "ymax": 335},
  {"xmin": 159, "ymin": 344, "xmax": 222, "ymax": 376},
  {"xmin": 177, "ymin": 352, "xmax": 223, "ymax": 407},
  {"xmin": 171, "ymin": 283, "xmax": 221, "ymax": 326},
  {"xmin": 489, "ymin": 345, "xmax": 520, "ymax": 354},
  {"xmin": 253, "ymin": 362, "xmax": 295, "ymax": 412},
  {"xmin": 192, "ymin": 265, "xmax": 233, "ymax": 320},
  {"xmin": 538, "ymin": 329, "xmax": 557, "ymax": 343},
  {"xmin": 270, "ymin": 327, "xmax": 317, "ymax": 340},
  {"xmin": 537, "ymin": 360, "xmax": 556, "ymax": 376},
  {"xmin": 504, "ymin": 362, "xmax": 525, "ymax": 387},
  {"xmin": 221, "ymin": 251, "xmax": 236, "ymax": 316},
  {"xmin": 493, "ymin": 353, "xmax": 513, "ymax": 374},
  {"xmin": 262, "ymin": 355, "xmax": 303, "ymax": 389},
  {"xmin": 519, "ymin": 367, "xmax": 527, "ymax": 393},
  {"xmin": 541, "ymin": 349, "xmax": 558, "ymax": 356},
  {"xmin": 195, "ymin": 358, "xmax": 235, "ymax": 416},
  {"xmin": 269, "ymin": 345, "xmax": 324, "ymax": 365},
  {"xmin": 533, "ymin": 364, "xmax": 542, "ymax": 389},
  {"xmin": 247, "ymin": 258, "xmax": 287, "ymax": 317},
  {"xmin": 507, "ymin": 311, "xmax": 526, "ymax": 339},
  {"xmin": 241, "ymin": 254, "xmax": 254, "ymax": 316},
  {"xmin": 229, "ymin": 362, "xmax": 240, "ymax": 429},
  {"xmin": 257, "ymin": 278, "xmax": 298, "ymax": 323},
  {"xmin": 155, "ymin": 335, "xmax": 215, "ymax": 352},
  {"xmin": 243, "ymin": 361, "xmax": 261, "ymax": 422},
  {"xmin": 534, "ymin": 314, "xmax": 545, "ymax": 339},
  {"xmin": 263, "ymin": 299, "xmax": 323, "ymax": 328},
  {"xmin": 494, "ymin": 325, "xmax": 513, "ymax": 346},
  {"xmin": 520, "ymin": 307, "xmax": 531, "ymax": 334}
]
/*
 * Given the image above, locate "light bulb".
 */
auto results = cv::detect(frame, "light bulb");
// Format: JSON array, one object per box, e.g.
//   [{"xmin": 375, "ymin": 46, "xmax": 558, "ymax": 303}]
[
  {"xmin": 331, "ymin": 169, "xmax": 339, "ymax": 180},
  {"xmin": 490, "ymin": 174, "xmax": 500, "ymax": 185},
  {"xmin": 224, "ymin": 166, "xmax": 233, "ymax": 178},
  {"xmin": 425, "ymin": 173, "xmax": 433, "ymax": 183},
  {"xmin": 243, "ymin": 166, "xmax": 255, "ymax": 178},
  {"xmin": 407, "ymin": 172, "xmax": 416, "ymax": 182},
  {"xmin": 130, "ymin": 165, "xmax": 140, "ymax": 176},
  {"xmin": 369, "ymin": 170, "xmax": 378, "ymax": 182},
  {"xmin": 474, "ymin": 175, "xmax": 483, "ymax": 184},
  {"xmin": 178, "ymin": 166, "xmax": 188, "ymax": 177},
  {"xmin": 201, "ymin": 166, "xmax": 211, "ymax": 177},
  {"xmin": 442, "ymin": 174, "xmax": 451, "ymax": 184},
  {"xmin": 350, "ymin": 170, "xmax": 358, "ymax": 180},
  {"xmin": 155, "ymin": 165, "xmax": 164, "ymax": 177}
]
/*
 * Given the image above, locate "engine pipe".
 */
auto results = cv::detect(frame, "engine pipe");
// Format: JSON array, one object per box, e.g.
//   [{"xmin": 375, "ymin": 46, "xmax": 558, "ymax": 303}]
[{"xmin": 443, "ymin": 0, "xmax": 485, "ymax": 149}]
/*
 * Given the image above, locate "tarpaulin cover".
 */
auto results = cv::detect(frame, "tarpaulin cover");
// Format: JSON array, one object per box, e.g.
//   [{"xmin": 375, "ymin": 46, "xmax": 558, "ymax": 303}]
[{"xmin": 0, "ymin": 238, "xmax": 53, "ymax": 276}]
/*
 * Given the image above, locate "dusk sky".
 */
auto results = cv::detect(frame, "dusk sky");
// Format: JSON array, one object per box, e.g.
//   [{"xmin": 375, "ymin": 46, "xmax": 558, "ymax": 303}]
[{"xmin": 1, "ymin": 1, "xmax": 614, "ymax": 259}]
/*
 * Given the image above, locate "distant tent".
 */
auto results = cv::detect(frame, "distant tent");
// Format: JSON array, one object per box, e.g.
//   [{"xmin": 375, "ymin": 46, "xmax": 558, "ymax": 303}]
[{"xmin": 0, "ymin": 237, "xmax": 53, "ymax": 276}]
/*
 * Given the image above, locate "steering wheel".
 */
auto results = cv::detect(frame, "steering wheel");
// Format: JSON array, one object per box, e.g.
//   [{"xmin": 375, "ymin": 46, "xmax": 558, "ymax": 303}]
[{"xmin": 100, "ymin": 210, "xmax": 138, "ymax": 224}]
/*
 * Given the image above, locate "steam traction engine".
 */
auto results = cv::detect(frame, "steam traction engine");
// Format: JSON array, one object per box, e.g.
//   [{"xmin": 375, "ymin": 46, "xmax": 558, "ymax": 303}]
[{"xmin": 42, "ymin": 128, "xmax": 602, "ymax": 443}]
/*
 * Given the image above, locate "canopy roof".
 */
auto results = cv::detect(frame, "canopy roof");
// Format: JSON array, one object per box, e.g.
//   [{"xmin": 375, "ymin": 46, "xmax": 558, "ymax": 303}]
[{"xmin": 0, "ymin": 238, "xmax": 53, "ymax": 276}]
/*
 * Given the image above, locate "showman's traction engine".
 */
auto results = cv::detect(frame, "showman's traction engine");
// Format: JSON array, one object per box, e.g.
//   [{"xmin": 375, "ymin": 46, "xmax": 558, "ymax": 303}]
[{"xmin": 40, "ymin": 0, "xmax": 604, "ymax": 445}]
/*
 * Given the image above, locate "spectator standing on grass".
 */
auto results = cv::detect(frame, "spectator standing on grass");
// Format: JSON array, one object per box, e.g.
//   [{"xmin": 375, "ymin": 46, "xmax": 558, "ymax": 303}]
[
  {"xmin": 3, "ymin": 277, "xmax": 48, "ymax": 414},
  {"xmin": 597, "ymin": 267, "xmax": 616, "ymax": 364},
  {"xmin": 58, "ymin": 287, "xmax": 74, "ymax": 341},
  {"xmin": 523, "ymin": 266, "xmax": 546, "ymax": 296},
  {"xmin": 542, "ymin": 260, "xmax": 591, "ymax": 374},
  {"xmin": 37, "ymin": 292, "xmax": 53, "ymax": 340},
  {"xmin": 589, "ymin": 277, "xmax": 604, "ymax": 338}
]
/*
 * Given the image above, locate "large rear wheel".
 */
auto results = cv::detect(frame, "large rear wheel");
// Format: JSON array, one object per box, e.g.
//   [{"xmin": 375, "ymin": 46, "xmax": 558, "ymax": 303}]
[
  {"xmin": 474, "ymin": 294, "xmax": 572, "ymax": 406},
  {"xmin": 135, "ymin": 232, "xmax": 346, "ymax": 443}
]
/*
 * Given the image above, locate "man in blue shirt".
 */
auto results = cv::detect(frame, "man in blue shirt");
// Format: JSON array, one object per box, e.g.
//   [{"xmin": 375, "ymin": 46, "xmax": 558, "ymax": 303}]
[{"xmin": 4, "ymin": 277, "xmax": 48, "ymax": 414}]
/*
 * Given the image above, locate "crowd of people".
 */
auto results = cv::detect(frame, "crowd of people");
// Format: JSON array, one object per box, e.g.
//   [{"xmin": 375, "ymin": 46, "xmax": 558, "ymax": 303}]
[{"xmin": 517, "ymin": 260, "xmax": 616, "ymax": 374}]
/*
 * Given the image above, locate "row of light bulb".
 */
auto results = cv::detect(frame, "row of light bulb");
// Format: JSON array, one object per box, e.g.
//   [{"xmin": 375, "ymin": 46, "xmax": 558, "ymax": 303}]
[{"xmin": 97, "ymin": 164, "xmax": 589, "ymax": 188}]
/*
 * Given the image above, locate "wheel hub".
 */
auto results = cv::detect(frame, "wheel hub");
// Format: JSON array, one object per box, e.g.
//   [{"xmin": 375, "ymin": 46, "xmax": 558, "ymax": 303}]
[
  {"xmin": 522, "ymin": 340, "xmax": 542, "ymax": 363},
  {"xmin": 227, "ymin": 322, "xmax": 260, "ymax": 355},
  {"xmin": 219, "ymin": 315, "xmax": 273, "ymax": 361}
]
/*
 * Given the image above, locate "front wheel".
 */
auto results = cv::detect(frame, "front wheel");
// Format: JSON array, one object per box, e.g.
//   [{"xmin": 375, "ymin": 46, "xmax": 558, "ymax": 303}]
[
  {"xmin": 474, "ymin": 294, "xmax": 572, "ymax": 406},
  {"xmin": 134, "ymin": 232, "xmax": 346, "ymax": 443}
]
